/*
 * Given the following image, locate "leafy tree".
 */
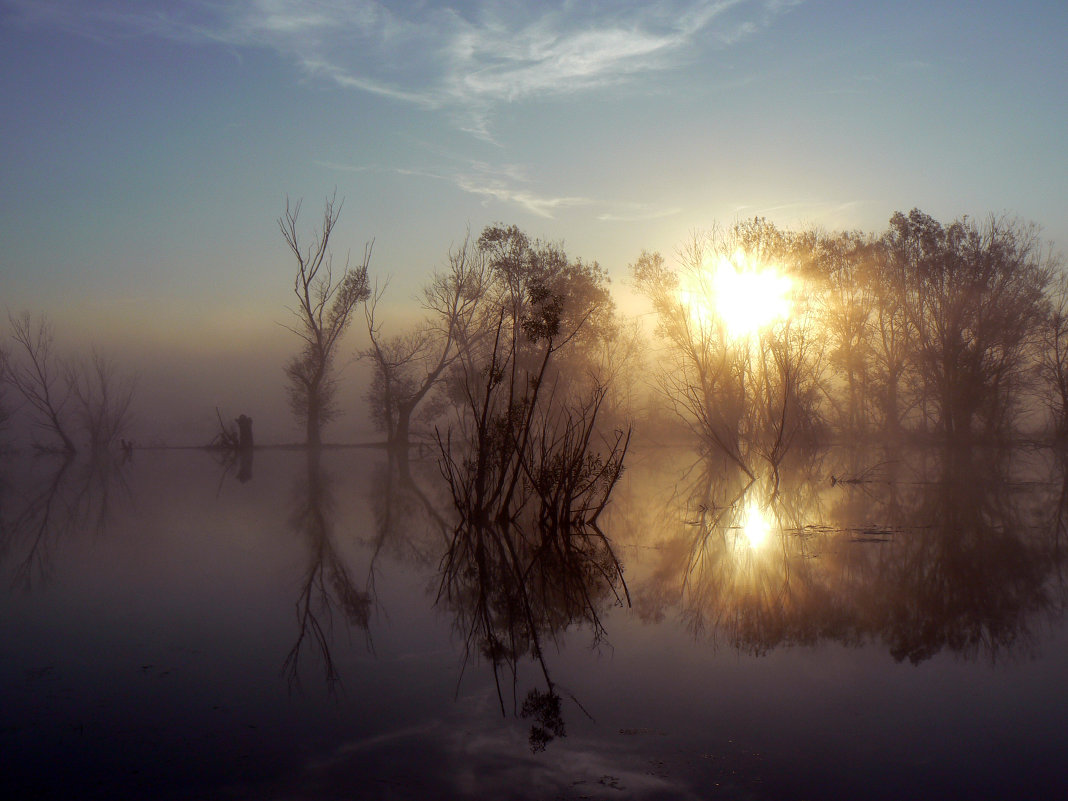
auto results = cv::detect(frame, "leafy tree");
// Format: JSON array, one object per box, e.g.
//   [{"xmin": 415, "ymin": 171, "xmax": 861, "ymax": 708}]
[
  {"xmin": 809, "ymin": 230, "xmax": 879, "ymax": 434},
  {"xmin": 881, "ymin": 210, "xmax": 1054, "ymax": 437},
  {"xmin": 279, "ymin": 195, "xmax": 371, "ymax": 447}
]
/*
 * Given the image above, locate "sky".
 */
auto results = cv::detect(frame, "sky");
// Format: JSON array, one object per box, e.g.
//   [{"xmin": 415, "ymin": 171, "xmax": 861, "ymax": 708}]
[{"xmin": 1, "ymin": 0, "xmax": 1066, "ymax": 443}]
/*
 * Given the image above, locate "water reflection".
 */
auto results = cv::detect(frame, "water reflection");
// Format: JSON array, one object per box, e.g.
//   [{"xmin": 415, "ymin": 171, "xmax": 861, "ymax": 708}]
[
  {"xmin": 1, "ymin": 453, "xmax": 131, "ymax": 590},
  {"xmin": 634, "ymin": 445, "xmax": 1066, "ymax": 663},
  {"xmin": 851, "ymin": 444, "xmax": 1060, "ymax": 663},
  {"xmin": 437, "ymin": 507, "xmax": 628, "ymax": 751},
  {"xmin": 284, "ymin": 449, "xmax": 372, "ymax": 688},
  {"xmin": 369, "ymin": 451, "xmax": 449, "ymax": 567}
]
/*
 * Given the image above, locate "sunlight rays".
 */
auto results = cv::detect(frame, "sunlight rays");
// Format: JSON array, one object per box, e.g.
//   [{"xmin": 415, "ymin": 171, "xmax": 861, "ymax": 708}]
[{"xmin": 679, "ymin": 250, "xmax": 794, "ymax": 340}]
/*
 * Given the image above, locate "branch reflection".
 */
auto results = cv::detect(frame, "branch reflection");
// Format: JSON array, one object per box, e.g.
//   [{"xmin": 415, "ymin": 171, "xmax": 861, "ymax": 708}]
[
  {"xmin": 437, "ymin": 508, "xmax": 628, "ymax": 752},
  {"xmin": 635, "ymin": 445, "xmax": 1066, "ymax": 663},
  {"xmin": 0, "ymin": 453, "xmax": 132, "ymax": 590},
  {"xmin": 284, "ymin": 450, "xmax": 372, "ymax": 689}
]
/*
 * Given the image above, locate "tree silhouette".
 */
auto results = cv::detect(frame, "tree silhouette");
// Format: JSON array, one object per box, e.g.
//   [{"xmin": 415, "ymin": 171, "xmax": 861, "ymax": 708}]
[
  {"xmin": 363, "ymin": 233, "xmax": 488, "ymax": 454},
  {"xmin": 1038, "ymin": 269, "xmax": 1068, "ymax": 436},
  {"xmin": 632, "ymin": 219, "xmax": 824, "ymax": 475},
  {"xmin": 880, "ymin": 210, "xmax": 1054, "ymax": 438},
  {"xmin": 279, "ymin": 194, "xmax": 371, "ymax": 448},
  {"xmin": 6, "ymin": 312, "xmax": 77, "ymax": 453}
]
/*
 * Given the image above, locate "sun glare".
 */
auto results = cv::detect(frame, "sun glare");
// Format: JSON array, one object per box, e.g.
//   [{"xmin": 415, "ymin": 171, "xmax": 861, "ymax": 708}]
[
  {"xmin": 742, "ymin": 499, "xmax": 773, "ymax": 548},
  {"xmin": 681, "ymin": 251, "xmax": 793, "ymax": 339}
]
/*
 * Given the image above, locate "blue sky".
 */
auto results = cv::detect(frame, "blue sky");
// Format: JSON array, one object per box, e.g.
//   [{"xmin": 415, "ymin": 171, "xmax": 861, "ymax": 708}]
[{"xmin": 1, "ymin": 0, "xmax": 1065, "ymax": 440}]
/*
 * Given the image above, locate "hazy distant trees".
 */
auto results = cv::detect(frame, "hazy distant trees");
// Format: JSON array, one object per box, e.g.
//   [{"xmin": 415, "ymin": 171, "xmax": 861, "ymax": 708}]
[
  {"xmin": 362, "ymin": 233, "xmax": 488, "ymax": 452},
  {"xmin": 6, "ymin": 312, "xmax": 78, "ymax": 453},
  {"xmin": 279, "ymin": 195, "xmax": 371, "ymax": 448},
  {"xmin": 4, "ymin": 312, "xmax": 137, "ymax": 454},
  {"xmin": 631, "ymin": 210, "xmax": 1062, "ymax": 453},
  {"xmin": 0, "ymin": 343, "xmax": 10, "ymax": 436},
  {"xmin": 67, "ymin": 350, "xmax": 137, "ymax": 452},
  {"xmin": 1038, "ymin": 270, "xmax": 1068, "ymax": 436},
  {"xmin": 880, "ymin": 210, "xmax": 1054, "ymax": 437},
  {"xmin": 810, "ymin": 230, "xmax": 879, "ymax": 434}
]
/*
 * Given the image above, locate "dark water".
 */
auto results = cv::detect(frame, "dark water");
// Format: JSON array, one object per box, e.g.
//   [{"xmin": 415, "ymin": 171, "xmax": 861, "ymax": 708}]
[{"xmin": 2, "ymin": 444, "xmax": 1066, "ymax": 800}]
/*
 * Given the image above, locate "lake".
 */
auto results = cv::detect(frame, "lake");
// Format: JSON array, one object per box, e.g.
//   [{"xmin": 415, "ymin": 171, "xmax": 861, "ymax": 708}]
[{"xmin": 2, "ymin": 443, "xmax": 1066, "ymax": 800}]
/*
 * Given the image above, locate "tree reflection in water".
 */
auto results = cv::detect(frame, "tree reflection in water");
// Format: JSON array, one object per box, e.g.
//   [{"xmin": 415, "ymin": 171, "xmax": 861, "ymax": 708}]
[
  {"xmin": 437, "ymin": 505, "xmax": 628, "ymax": 751},
  {"xmin": 284, "ymin": 449, "xmax": 452, "ymax": 689},
  {"xmin": 0, "ymin": 453, "xmax": 131, "ymax": 591},
  {"xmin": 635, "ymin": 444, "xmax": 1067, "ymax": 663},
  {"xmin": 284, "ymin": 449, "xmax": 373, "ymax": 689}
]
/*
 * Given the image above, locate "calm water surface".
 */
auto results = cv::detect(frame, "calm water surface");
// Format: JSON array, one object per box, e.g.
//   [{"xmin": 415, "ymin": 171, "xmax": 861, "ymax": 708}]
[{"xmin": 2, "ymin": 444, "xmax": 1066, "ymax": 799}]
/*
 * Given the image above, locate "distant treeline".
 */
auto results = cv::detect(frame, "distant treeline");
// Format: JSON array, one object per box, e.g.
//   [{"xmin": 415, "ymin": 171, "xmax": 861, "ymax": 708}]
[{"xmin": 4, "ymin": 205, "xmax": 1064, "ymax": 471}]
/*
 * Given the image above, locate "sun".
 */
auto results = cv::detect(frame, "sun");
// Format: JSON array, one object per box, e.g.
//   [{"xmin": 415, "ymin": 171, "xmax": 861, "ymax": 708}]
[
  {"xmin": 680, "ymin": 250, "xmax": 793, "ymax": 339},
  {"xmin": 741, "ymin": 498, "xmax": 773, "ymax": 548}
]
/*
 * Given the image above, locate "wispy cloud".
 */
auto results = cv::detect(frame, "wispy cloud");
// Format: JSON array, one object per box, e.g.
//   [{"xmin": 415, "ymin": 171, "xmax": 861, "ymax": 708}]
[
  {"xmin": 315, "ymin": 157, "xmax": 592, "ymax": 218},
  {"xmin": 454, "ymin": 176, "xmax": 591, "ymax": 219},
  {"xmin": 7, "ymin": 1, "xmax": 799, "ymax": 135},
  {"xmin": 315, "ymin": 157, "xmax": 683, "ymax": 223},
  {"xmin": 597, "ymin": 204, "xmax": 683, "ymax": 223}
]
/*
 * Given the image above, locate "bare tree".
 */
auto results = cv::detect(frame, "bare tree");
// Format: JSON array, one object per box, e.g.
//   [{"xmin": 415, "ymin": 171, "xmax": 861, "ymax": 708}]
[
  {"xmin": 1039, "ymin": 269, "xmax": 1068, "ymax": 436},
  {"xmin": 67, "ymin": 349, "xmax": 137, "ymax": 453},
  {"xmin": 6, "ymin": 312, "xmax": 77, "ymax": 453},
  {"xmin": 363, "ymin": 234, "xmax": 488, "ymax": 452},
  {"xmin": 279, "ymin": 194, "xmax": 372, "ymax": 448},
  {"xmin": 0, "ymin": 343, "xmax": 10, "ymax": 435},
  {"xmin": 631, "ymin": 220, "xmax": 824, "ymax": 474}
]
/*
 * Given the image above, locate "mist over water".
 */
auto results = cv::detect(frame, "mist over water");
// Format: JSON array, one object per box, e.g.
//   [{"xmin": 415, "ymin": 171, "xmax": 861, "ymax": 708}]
[
  {"xmin": 2, "ymin": 443, "xmax": 1066, "ymax": 800},
  {"xmin": 4, "ymin": 212, "xmax": 1068, "ymax": 799}
]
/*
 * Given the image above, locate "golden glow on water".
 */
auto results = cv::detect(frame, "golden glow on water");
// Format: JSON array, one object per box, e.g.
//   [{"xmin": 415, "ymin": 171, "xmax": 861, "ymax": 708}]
[{"xmin": 679, "ymin": 250, "xmax": 793, "ymax": 339}]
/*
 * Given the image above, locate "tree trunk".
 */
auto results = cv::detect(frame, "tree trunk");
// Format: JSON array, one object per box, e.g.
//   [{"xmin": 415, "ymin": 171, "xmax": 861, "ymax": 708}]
[{"xmin": 307, "ymin": 399, "xmax": 321, "ymax": 448}]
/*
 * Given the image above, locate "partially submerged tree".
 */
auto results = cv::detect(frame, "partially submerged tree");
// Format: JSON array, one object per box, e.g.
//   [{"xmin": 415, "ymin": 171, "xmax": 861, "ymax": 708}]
[
  {"xmin": 0, "ymin": 343, "xmax": 10, "ymax": 436},
  {"xmin": 363, "ymin": 234, "xmax": 488, "ymax": 452},
  {"xmin": 438, "ymin": 224, "xmax": 629, "ymax": 530},
  {"xmin": 66, "ymin": 350, "xmax": 137, "ymax": 453},
  {"xmin": 6, "ymin": 312, "xmax": 77, "ymax": 453},
  {"xmin": 435, "ymin": 230, "xmax": 632, "ymax": 746},
  {"xmin": 632, "ymin": 220, "xmax": 825, "ymax": 475},
  {"xmin": 1038, "ymin": 269, "xmax": 1068, "ymax": 437},
  {"xmin": 279, "ymin": 194, "xmax": 372, "ymax": 447}
]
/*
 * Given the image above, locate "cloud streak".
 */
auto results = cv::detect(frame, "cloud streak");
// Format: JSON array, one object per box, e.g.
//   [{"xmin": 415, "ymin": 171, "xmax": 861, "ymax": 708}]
[
  {"xmin": 314, "ymin": 156, "xmax": 683, "ymax": 222},
  {"xmin": 7, "ymin": 1, "xmax": 799, "ymax": 134}
]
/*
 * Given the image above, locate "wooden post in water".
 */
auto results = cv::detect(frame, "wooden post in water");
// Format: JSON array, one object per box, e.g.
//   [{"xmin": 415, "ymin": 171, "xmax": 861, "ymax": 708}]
[
  {"xmin": 236, "ymin": 415, "xmax": 254, "ymax": 451},
  {"xmin": 236, "ymin": 414, "xmax": 254, "ymax": 482}
]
